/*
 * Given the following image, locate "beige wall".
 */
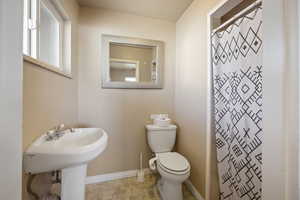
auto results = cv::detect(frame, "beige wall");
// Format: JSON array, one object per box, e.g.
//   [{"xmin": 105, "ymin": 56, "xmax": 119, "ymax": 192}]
[
  {"xmin": 23, "ymin": 0, "xmax": 79, "ymax": 150},
  {"xmin": 78, "ymin": 7, "xmax": 176, "ymax": 176},
  {"xmin": 175, "ymin": 0, "xmax": 221, "ymax": 198}
]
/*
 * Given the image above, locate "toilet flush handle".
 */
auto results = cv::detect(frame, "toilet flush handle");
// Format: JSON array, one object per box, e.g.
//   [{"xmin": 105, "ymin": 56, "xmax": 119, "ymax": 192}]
[{"xmin": 149, "ymin": 156, "xmax": 158, "ymax": 170}]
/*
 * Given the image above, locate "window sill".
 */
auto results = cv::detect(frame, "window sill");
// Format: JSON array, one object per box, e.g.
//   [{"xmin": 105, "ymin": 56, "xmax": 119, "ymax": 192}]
[{"xmin": 23, "ymin": 55, "xmax": 72, "ymax": 79}]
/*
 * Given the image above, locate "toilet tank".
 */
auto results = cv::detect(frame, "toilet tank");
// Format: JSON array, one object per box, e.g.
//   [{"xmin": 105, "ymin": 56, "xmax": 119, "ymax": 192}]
[{"xmin": 146, "ymin": 125, "xmax": 177, "ymax": 153}]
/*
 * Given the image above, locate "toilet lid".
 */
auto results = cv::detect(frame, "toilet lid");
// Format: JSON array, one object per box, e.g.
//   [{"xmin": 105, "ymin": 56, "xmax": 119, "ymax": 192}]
[{"xmin": 158, "ymin": 152, "xmax": 190, "ymax": 172}]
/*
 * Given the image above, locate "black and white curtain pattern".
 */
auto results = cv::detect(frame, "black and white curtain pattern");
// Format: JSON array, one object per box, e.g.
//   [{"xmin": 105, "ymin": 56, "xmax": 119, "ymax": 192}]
[{"xmin": 211, "ymin": 5, "xmax": 263, "ymax": 200}]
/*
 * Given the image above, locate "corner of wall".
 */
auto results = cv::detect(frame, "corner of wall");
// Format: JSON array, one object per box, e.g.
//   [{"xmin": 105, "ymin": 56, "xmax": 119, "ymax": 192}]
[{"xmin": 174, "ymin": 0, "xmax": 222, "ymax": 199}]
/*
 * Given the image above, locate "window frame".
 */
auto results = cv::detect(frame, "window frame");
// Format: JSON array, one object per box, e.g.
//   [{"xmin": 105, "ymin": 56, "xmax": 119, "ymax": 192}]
[
  {"xmin": 23, "ymin": 0, "xmax": 70, "ymax": 76},
  {"xmin": 23, "ymin": 0, "xmax": 31, "ymax": 56}
]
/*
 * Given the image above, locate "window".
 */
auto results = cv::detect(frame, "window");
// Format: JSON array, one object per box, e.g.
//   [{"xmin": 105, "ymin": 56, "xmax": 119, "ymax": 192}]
[{"xmin": 23, "ymin": 0, "xmax": 67, "ymax": 71}]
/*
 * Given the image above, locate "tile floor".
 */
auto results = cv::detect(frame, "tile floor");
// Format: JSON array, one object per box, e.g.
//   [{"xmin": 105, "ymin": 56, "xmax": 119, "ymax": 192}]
[{"xmin": 85, "ymin": 174, "xmax": 197, "ymax": 200}]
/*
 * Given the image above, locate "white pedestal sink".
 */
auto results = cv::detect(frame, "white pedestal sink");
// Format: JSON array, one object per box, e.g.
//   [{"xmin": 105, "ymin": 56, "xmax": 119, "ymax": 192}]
[{"xmin": 23, "ymin": 128, "xmax": 108, "ymax": 200}]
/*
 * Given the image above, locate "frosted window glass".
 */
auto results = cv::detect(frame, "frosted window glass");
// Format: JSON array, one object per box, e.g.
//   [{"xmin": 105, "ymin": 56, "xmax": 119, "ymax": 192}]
[{"xmin": 39, "ymin": 2, "xmax": 60, "ymax": 67}]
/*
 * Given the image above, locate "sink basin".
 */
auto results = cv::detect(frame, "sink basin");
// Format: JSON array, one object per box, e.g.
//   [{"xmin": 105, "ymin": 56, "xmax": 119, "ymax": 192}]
[
  {"xmin": 24, "ymin": 128, "xmax": 108, "ymax": 174},
  {"xmin": 23, "ymin": 128, "xmax": 108, "ymax": 200}
]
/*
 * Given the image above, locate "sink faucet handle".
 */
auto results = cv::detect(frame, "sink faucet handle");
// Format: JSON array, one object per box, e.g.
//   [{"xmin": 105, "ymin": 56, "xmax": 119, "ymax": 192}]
[
  {"xmin": 46, "ymin": 130, "xmax": 55, "ymax": 141},
  {"xmin": 47, "ymin": 130, "xmax": 55, "ymax": 135},
  {"xmin": 56, "ymin": 124, "xmax": 65, "ymax": 131}
]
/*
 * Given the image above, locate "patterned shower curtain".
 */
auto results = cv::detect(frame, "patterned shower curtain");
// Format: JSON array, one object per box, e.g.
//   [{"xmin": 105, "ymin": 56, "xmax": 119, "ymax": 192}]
[{"xmin": 211, "ymin": 5, "xmax": 262, "ymax": 200}]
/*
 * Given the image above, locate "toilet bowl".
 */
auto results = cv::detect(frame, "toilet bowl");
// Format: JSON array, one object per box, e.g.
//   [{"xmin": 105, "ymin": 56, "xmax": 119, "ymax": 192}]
[
  {"xmin": 146, "ymin": 118, "xmax": 191, "ymax": 200},
  {"xmin": 149, "ymin": 152, "xmax": 190, "ymax": 200}
]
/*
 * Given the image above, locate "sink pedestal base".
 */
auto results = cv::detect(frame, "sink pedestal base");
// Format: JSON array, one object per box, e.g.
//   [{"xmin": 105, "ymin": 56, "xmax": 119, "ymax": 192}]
[{"xmin": 61, "ymin": 164, "xmax": 87, "ymax": 200}]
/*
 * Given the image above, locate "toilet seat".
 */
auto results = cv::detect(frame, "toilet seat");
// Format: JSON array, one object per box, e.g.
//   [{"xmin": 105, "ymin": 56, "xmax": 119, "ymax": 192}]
[{"xmin": 157, "ymin": 152, "xmax": 190, "ymax": 175}]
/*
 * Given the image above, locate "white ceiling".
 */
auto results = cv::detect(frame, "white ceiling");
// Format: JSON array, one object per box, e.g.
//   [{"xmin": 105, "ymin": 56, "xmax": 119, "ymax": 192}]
[{"xmin": 76, "ymin": 0, "xmax": 194, "ymax": 21}]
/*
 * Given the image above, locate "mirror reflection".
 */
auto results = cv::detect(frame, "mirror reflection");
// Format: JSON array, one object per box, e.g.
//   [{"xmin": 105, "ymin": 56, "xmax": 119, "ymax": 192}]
[{"xmin": 109, "ymin": 43, "xmax": 157, "ymax": 83}]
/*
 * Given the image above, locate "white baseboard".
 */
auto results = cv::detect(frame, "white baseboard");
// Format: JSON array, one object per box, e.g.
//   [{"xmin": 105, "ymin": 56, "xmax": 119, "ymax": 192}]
[
  {"xmin": 185, "ymin": 180, "xmax": 204, "ymax": 200},
  {"xmin": 85, "ymin": 168, "xmax": 151, "ymax": 185}
]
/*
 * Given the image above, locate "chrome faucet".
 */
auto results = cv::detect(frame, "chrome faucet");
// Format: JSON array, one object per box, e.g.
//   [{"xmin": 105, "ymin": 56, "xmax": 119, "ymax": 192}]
[{"xmin": 46, "ymin": 124, "xmax": 75, "ymax": 141}]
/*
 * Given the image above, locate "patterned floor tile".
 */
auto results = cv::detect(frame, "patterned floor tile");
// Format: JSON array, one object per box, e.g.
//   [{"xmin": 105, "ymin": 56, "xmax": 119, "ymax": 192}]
[{"xmin": 85, "ymin": 174, "xmax": 196, "ymax": 200}]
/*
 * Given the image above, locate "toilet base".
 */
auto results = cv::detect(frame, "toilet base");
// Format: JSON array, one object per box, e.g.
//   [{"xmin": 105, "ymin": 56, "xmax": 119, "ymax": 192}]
[{"xmin": 157, "ymin": 178, "xmax": 183, "ymax": 200}]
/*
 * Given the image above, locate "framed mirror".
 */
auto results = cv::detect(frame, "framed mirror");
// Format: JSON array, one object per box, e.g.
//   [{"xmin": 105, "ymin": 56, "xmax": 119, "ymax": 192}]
[{"xmin": 101, "ymin": 34, "xmax": 164, "ymax": 89}]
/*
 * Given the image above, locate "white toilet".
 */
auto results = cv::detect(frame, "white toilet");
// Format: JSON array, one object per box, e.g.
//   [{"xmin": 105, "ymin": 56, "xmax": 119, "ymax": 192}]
[{"xmin": 146, "ymin": 120, "xmax": 190, "ymax": 200}]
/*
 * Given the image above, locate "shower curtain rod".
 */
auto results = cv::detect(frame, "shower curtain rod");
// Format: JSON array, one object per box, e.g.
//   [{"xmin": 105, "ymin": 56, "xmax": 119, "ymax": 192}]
[{"xmin": 213, "ymin": 0, "xmax": 262, "ymax": 33}]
